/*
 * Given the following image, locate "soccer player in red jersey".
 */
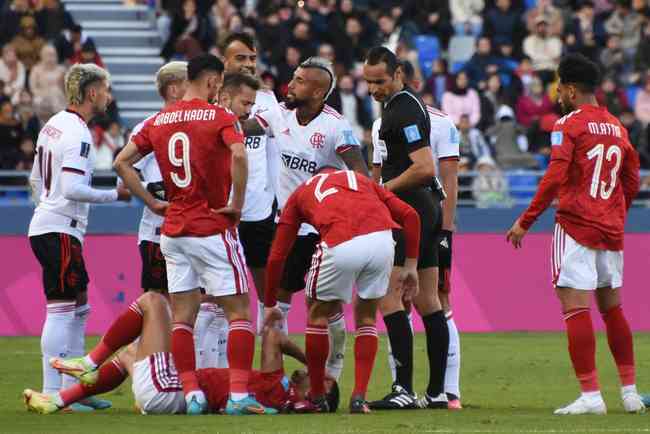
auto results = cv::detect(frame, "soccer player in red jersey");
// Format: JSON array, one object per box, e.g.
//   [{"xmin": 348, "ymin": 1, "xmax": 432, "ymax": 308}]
[
  {"xmin": 24, "ymin": 291, "xmax": 339, "ymax": 415},
  {"xmin": 507, "ymin": 54, "xmax": 644, "ymax": 415},
  {"xmin": 113, "ymin": 55, "xmax": 264, "ymax": 415},
  {"xmin": 264, "ymin": 167, "xmax": 421, "ymax": 413}
]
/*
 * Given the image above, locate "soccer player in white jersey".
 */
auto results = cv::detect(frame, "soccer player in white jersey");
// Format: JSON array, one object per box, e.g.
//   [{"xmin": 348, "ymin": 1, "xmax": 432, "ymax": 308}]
[
  {"xmin": 28, "ymin": 63, "xmax": 131, "ymax": 411},
  {"xmin": 215, "ymin": 32, "xmax": 280, "ymax": 337},
  {"xmin": 370, "ymin": 59, "xmax": 461, "ymax": 409},
  {"xmin": 242, "ymin": 57, "xmax": 369, "ymax": 380},
  {"xmin": 129, "ymin": 61, "xmax": 188, "ymax": 297}
]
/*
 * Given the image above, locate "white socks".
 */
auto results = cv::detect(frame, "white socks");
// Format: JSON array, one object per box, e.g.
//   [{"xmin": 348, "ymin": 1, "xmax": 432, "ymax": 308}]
[
  {"xmin": 208, "ymin": 310, "xmax": 229, "ymax": 368},
  {"xmin": 41, "ymin": 302, "xmax": 76, "ymax": 393},
  {"xmin": 194, "ymin": 303, "xmax": 217, "ymax": 369},
  {"xmin": 61, "ymin": 304, "xmax": 90, "ymax": 389},
  {"xmin": 326, "ymin": 312, "xmax": 347, "ymax": 381},
  {"xmin": 278, "ymin": 302, "xmax": 290, "ymax": 334},
  {"xmin": 256, "ymin": 300, "xmax": 266, "ymax": 335},
  {"xmin": 445, "ymin": 313, "xmax": 461, "ymax": 399}
]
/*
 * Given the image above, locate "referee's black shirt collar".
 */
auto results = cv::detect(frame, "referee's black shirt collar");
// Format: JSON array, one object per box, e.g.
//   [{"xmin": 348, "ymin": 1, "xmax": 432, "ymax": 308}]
[{"xmin": 384, "ymin": 86, "xmax": 416, "ymax": 108}]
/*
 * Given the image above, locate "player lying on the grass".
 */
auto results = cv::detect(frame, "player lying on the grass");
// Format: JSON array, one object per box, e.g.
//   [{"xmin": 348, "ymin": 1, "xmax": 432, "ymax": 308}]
[
  {"xmin": 23, "ymin": 291, "xmax": 339, "ymax": 415},
  {"xmin": 264, "ymin": 167, "xmax": 421, "ymax": 414}
]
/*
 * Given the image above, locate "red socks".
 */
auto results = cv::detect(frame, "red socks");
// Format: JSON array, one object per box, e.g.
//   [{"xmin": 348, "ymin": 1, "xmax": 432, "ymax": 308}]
[
  {"xmin": 602, "ymin": 305, "xmax": 636, "ymax": 386},
  {"xmin": 227, "ymin": 320, "xmax": 255, "ymax": 397},
  {"xmin": 564, "ymin": 308, "xmax": 599, "ymax": 392},
  {"xmin": 305, "ymin": 324, "xmax": 329, "ymax": 398},
  {"xmin": 89, "ymin": 301, "xmax": 143, "ymax": 366},
  {"xmin": 60, "ymin": 359, "xmax": 127, "ymax": 406},
  {"xmin": 352, "ymin": 326, "xmax": 378, "ymax": 399},
  {"xmin": 172, "ymin": 322, "xmax": 200, "ymax": 395}
]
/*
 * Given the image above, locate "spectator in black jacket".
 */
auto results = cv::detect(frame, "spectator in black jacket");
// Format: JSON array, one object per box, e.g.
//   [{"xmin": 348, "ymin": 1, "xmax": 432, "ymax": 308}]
[
  {"xmin": 464, "ymin": 37, "xmax": 500, "ymax": 89},
  {"xmin": 406, "ymin": 0, "xmax": 454, "ymax": 48},
  {"xmin": 161, "ymin": 0, "xmax": 216, "ymax": 61},
  {"xmin": 35, "ymin": 0, "xmax": 75, "ymax": 41},
  {"xmin": 483, "ymin": 0, "xmax": 525, "ymax": 51}
]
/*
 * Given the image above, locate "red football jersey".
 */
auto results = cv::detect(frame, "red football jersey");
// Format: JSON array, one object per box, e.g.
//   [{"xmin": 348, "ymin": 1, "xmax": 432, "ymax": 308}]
[
  {"xmin": 264, "ymin": 168, "xmax": 421, "ymax": 307},
  {"xmin": 196, "ymin": 368, "xmax": 289, "ymax": 412},
  {"xmin": 133, "ymin": 98, "xmax": 244, "ymax": 237},
  {"xmin": 520, "ymin": 104, "xmax": 640, "ymax": 250}
]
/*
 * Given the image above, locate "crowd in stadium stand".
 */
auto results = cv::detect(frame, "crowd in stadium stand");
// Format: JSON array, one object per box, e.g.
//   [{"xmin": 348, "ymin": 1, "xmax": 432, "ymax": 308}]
[{"xmin": 1, "ymin": 0, "xmax": 649, "ymax": 192}]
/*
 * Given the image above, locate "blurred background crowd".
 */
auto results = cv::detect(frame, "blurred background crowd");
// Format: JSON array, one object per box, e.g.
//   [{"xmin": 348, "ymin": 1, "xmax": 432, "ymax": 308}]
[{"xmin": 1, "ymin": 0, "xmax": 649, "ymax": 205}]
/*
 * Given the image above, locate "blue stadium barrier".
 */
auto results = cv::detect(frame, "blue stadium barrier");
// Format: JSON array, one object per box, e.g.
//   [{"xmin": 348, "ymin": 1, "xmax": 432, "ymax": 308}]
[{"xmin": 506, "ymin": 171, "xmax": 538, "ymax": 201}]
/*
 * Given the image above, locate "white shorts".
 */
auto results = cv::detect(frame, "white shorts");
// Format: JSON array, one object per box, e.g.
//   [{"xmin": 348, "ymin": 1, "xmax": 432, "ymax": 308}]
[
  {"xmin": 161, "ymin": 229, "xmax": 249, "ymax": 296},
  {"xmin": 552, "ymin": 224, "xmax": 623, "ymax": 290},
  {"xmin": 306, "ymin": 230, "xmax": 394, "ymax": 303},
  {"xmin": 132, "ymin": 352, "xmax": 185, "ymax": 415}
]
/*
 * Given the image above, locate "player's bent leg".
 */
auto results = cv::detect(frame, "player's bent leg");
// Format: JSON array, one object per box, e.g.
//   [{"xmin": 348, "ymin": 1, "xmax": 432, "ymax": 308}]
[
  {"xmin": 554, "ymin": 287, "xmax": 607, "ymax": 415},
  {"xmin": 413, "ymin": 267, "xmax": 449, "ymax": 409},
  {"xmin": 595, "ymin": 287, "xmax": 645, "ymax": 413},
  {"xmin": 51, "ymin": 293, "xmax": 152, "ymax": 386},
  {"xmin": 350, "ymin": 297, "xmax": 379, "ymax": 414}
]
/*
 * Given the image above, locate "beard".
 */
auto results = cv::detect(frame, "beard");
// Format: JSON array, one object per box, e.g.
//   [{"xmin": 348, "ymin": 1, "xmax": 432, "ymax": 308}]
[
  {"xmin": 559, "ymin": 99, "xmax": 574, "ymax": 115},
  {"xmin": 284, "ymin": 94, "xmax": 307, "ymax": 110}
]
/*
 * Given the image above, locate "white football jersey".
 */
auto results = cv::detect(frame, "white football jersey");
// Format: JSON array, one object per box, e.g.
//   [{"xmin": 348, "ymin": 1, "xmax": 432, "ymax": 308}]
[
  {"xmin": 28, "ymin": 110, "xmax": 99, "ymax": 242},
  {"xmin": 241, "ymin": 89, "xmax": 278, "ymax": 222},
  {"xmin": 131, "ymin": 116, "xmax": 164, "ymax": 245},
  {"xmin": 372, "ymin": 105, "xmax": 460, "ymax": 171},
  {"xmin": 256, "ymin": 103, "xmax": 360, "ymax": 235}
]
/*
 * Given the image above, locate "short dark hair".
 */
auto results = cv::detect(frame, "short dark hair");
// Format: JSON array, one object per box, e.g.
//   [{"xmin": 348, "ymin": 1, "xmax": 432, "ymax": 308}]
[
  {"xmin": 365, "ymin": 46, "xmax": 400, "ymax": 75},
  {"xmin": 187, "ymin": 54, "xmax": 224, "ymax": 81},
  {"xmin": 222, "ymin": 72, "xmax": 260, "ymax": 93},
  {"xmin": 400, "ymin": 60, "xmax": 415, "ymax": 83},
  {"xmin": 557, "ymin": 53, "xmax": 601, "ymax": 92},
  {"xmin": 219, "ymin": 31, "xmax": 256, "ymax": 54}
]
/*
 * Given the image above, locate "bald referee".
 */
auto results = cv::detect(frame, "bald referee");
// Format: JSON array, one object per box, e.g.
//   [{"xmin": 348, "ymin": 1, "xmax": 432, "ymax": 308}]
[{"xmin": 363, "ymin": 47, "xmax": 449, "ymax": 410}]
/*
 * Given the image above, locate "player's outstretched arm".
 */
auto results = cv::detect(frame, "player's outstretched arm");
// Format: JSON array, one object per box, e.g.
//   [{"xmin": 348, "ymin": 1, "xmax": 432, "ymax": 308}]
[
  {"xmin": 113, "ymin": 141, "xmax": 166, "ymax": 216},
  {"xmin": 384, "ymin": 146, "xmax": 436, "ymax": 193}
]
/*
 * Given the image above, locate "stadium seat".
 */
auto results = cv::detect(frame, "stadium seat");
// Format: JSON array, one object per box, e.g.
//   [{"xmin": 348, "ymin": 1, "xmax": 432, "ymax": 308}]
[
  {"xmin": 414, "ymin": 35, "xmax": 440, "ymax": 79},
  {"xmin": 626, "ymin": 86, "xmax": 640, "ymax": 108},
  {"xmin": 448, "ymin": 35, "xmax": 476, "ymax": 67},
  {"xmin": 506, "ymin": 170, "xmax": 538, "ymax": 203},
  {"xmin": 451, "ymin": 61, "xmax": 467, "ymax": 74}
]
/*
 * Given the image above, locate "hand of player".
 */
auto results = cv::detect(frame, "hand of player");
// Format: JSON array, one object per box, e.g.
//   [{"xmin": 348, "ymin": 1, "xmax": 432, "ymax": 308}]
[
  {"xmin": 506, "ymin": 219, "xmax": 528, "ymax": 249},
  {"xmin": 212, "ymin": 206, "xmax": 242, "ymax": 224},
  {"xmin": 116, "ymin": 183, "xmax": 132, "ymax": 202},
  {"xmin": 263, "ymin": 306, "xmax": 283, "ymax": 330},
  {"xmin": 399, "ymin": 259, "xmax": 419, "ymax": 301},
  {"xmin": 149, "ymin": 200, "xmax": 168, "ymax": 217}
]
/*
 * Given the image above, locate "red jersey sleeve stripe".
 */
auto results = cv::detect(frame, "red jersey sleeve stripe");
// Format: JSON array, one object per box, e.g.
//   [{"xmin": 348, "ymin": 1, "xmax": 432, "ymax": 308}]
[
  {"xmin": 336, "ymin": 145, "xmax": 353, "ymax": 154},
  {"xmin": 438, "ymin": 156, "xmax": 460, "ymax": 161},
  {"xmin": 62, "ymin": 167, "xmax": 85, "ymax": 175}
]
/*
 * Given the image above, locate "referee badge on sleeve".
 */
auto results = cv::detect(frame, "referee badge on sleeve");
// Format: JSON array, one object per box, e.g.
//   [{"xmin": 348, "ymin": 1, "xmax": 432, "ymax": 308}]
[
  {"xmin": 551, "ymin": 131, "xmax": 563, "ymax": 147},
  {"xmin": 403, "ymin": 124, "xmax": 422, "ymax": 143}
]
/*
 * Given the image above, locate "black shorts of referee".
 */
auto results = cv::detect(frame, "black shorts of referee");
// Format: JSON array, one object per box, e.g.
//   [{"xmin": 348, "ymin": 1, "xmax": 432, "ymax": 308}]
[{"xmin": 393, "ymin": 187, "xmax": 442, "ymax": 269}]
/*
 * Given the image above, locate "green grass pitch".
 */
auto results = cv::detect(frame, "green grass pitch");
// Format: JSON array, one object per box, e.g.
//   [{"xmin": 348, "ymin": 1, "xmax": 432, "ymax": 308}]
[{"xmin": 0, "ymin": 333, "xmax": 648, "ymax": 434}]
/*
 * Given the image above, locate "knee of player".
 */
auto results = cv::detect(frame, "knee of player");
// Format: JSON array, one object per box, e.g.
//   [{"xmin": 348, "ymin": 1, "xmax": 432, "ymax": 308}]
[
  {"xmin": 262, "ymin": 326, "xmax": 282, "ymax": 346},
  {"xmin": 138, "ymin": 291, "xmax": 169, "ymax": 313}
]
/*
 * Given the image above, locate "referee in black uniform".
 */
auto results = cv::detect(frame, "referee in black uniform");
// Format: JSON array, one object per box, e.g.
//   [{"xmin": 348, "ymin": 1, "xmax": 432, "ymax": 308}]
[{"xmin": 363, "ymin": 47, "xmax": 449, "ymax": 409}]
